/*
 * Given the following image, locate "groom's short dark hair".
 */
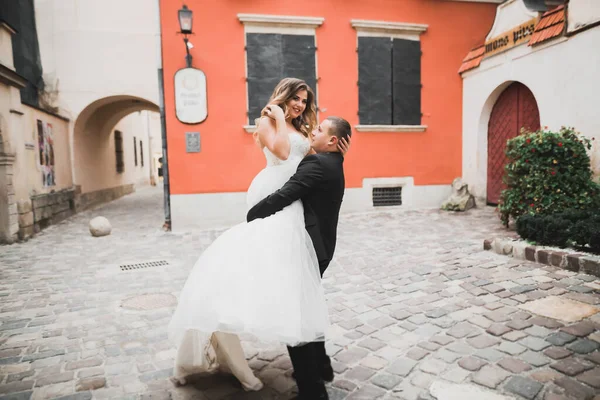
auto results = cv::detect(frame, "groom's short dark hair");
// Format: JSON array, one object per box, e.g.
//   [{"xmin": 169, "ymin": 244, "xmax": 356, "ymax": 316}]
[{"xmin": 327, "ymin": 116, "xmax": 352, "ymax": 142}]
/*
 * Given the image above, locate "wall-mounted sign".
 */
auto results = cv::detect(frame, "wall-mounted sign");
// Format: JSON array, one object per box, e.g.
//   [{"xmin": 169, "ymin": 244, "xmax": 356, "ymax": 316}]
[
  {"xmin": 186, "ymin": 132, "xmax": 201, "ymax": 153},
  {"xmin": 175, "ymin": 67, "xmax": 207, "ymax": 124},
  {"xmin": 484, "ymin": 18, "xmax": 538, "ymax": 59}
]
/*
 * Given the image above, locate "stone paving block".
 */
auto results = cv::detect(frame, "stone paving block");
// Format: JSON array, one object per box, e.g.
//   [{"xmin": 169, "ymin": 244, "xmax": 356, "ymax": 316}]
[
  {"xmin": 475, "ymin": 348, "xmax": 507, "ymax": 362},
  {"xmin": 496, "ymin": 341, "xmax": 527, "ymax": 356},
  {"xmin": 543, "ymin": 347, "xmax": 572, "ymax": 360},
  {"xmin": 506, "ymin": 319, "xmax": 534, "ymax": 330},
  {"xmin": 530, "ymin": 317, "xmax": 565, "ymax": 329},
  {"xmin": 411, "ymin": 371, "xmax": 436, "ymax": 389},
  {"xmin": 520, "ymin": 351, "xmax": 551, "ymax": 367},
  {"xmin": 358, "ymin": 338, "xmax": 386, "ymax": 352},
  {"xmin": 419, "ymin": 358, "xmax": 447, "ymax": 375},
  {"xmin": 360, "ymin": 356, "xmax": 388, "ymax": 370},
  {"xmin": 503, "ymin": 331, "xmax": 528, "ymax": 342},
  {"xmin": 555, "ymin": 376, "xmax": 596, "ymax": 400},
  {"xmin": 483, "ymin": 311, "xmax": 511, "ymax": 323},
  {"xmin": 486, "ymin": 324, "xmax": 512, "ymax": 337},
  {"xmin": 440, "ymin": 365, "xmax": 472, "ymax": 383},
  {"xmin": 34, "ymin": 372, "xmax": 74, "ymax": 387},
  {"xmin": 387, "ymin": 358, "xmax": 418, "ymax": 377},
  {"xmin": 471, "ymin": 365, "xmax": 511, "ymax": 389},
  {"xmin": 406, "ymin": 348, "xmax": 429, "ymax": 361},
  {"xmin": 346, "ymin": 384, "xmax": 386, "ymax": 399},
  {"xmin": 498, "ymin": 357, "xmax": 532, "ymax": 373},
  {"xmin": 467, "ymin": 335, "xmax": 500, "ymax": 349},
  {"xmin": 587, "ymin": 351, "xmax": 600, "ymax": 365},
  {"xmin": 525, "ymin": 325, "xmax": 554, "ymax": 338},
  {"xmin": 430, "ymin": 335, "xmax": 454, "ymax": 346},
  {"xmin": 458, "ymin": 356, "xmax": 487, "ymax": 371},
  {"xmin": 576, "ymin": 367, "xmax": 600, "ymax": 388},
  {"xmin": 503, "ymin": 376, "xmax": 543, "ymax": 400},
  {"xmin": 345, "ymin": 366, "xmax": 376, "ymax": 382},
  {"xmin": 76, "ymin": 377, "xmax": 106, "ymax": 391},
  {"xmin": 469, "ymin": 315, "xmax": 493, "ymax": 329},
  {"xmin": 568, "ymin": 339, "xmax": 600, "ymax": 354},
  {"xmin": 371, "ymin": 372, "xmax": 402, "ymax": 390},
  {"xmin": 546, "ymin": 331, "xmax": 578, "ymax": 346},
  {"xmin": 529, "ymin": 368, "xmax": 563, "ymax": 383},
  {"xmin": 418, "ymin": 342, "xmax": 441, "ymax": 352},
  {"xmin": 550, "ymin": 357, "xmax": 594, "ymax": 376},
  {"xmin": 335, "ymin": 348, "xmax": 369, "ymax": 365},
  {"xmin": 434, "ymin": 349, "xmax": 462, "ymax": 364},
  {"xmin": 447, "ymin": 322, "xmax": 479, "ymax": 339},
  {"xmin": 520, "ymin": 337, "xmax": 551, "ymax": 351}
]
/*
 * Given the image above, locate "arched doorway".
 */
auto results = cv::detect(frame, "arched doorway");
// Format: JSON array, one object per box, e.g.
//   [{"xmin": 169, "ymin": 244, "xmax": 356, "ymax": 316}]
[
  {"xmin": 73, "ymin": 95, "xmax": 161, "ymax": 211},
  {"xmin": 487, "ymin": 82, "xmax": 540, "ymax": 205}
]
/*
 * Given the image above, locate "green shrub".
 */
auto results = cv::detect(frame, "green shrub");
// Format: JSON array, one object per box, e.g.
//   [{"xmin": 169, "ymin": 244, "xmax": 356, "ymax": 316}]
[
  {"xmin": 499, "ymin": 127, "xmax": 600, "ymax": 226},
  {"xmin": 516, "ymin": 209, "xmax": 600, "ymax": 254}
]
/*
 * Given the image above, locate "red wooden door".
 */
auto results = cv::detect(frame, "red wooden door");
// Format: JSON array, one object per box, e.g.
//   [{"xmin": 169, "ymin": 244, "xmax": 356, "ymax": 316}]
[{"xmin": 487, "ymin": 82, "xmax": 540, "ymax": 205}]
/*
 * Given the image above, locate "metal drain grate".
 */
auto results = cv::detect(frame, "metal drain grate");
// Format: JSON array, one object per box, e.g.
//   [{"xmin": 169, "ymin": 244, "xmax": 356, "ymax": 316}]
[
  {"xmin": 119, "ymin": 260, "xmax": 169, "ymax": 271},
  {"xmin": 373, "ymin": 187, "xmax": 402, "ymax": 207}
]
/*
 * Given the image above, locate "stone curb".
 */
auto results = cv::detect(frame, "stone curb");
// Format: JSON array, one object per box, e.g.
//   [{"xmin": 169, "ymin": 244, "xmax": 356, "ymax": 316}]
[{"xmin": 484, "ymin": 238, "xmax": 600, "ymax": 278}]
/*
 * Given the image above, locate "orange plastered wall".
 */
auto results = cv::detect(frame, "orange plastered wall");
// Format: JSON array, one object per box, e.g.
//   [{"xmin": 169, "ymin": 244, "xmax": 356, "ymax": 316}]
[{"xmin": 159, "ymin": 0, "xmax": 496, "ymax": 194}]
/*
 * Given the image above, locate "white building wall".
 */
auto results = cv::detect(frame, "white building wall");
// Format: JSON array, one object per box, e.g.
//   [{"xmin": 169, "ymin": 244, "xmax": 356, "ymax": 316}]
[{"xmin": 462, "ymin": 26, "xmax": 600, "ymax": 203}]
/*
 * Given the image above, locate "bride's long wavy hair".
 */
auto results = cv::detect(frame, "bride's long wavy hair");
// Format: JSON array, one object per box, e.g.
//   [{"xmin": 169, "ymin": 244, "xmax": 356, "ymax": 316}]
[{"xmin": 257, "ymin": 78, "xmax": 317, "ymax": 138}]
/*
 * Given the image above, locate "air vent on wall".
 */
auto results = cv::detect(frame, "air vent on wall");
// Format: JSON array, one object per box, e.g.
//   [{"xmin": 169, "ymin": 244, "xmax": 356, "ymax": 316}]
[{"xmin": 373, "ymin": 187, "xmax": 402, "ymax": 207}]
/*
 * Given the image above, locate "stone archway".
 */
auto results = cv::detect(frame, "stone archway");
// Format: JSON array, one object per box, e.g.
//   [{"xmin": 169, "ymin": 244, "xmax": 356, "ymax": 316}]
[
  {"xmin": 487, "ymin": 82, "xmax": 540, "ymax": 205},
  {"xmin": 73, "ymin": 95, "xmax": 160, "ymax": 211}
]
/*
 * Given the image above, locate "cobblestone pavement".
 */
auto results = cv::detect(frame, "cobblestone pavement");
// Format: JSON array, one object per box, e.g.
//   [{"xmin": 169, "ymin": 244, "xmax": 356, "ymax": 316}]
[{"xmin": 1, "ymin": 186, "xmax": 599, "ymax": 400}]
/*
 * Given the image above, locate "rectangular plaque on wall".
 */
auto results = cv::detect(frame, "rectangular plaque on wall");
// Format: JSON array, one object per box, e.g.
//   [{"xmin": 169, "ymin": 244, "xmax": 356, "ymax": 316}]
[{"xmin": 186, "ymin": 132, "xmax": 201, "ymax": 153}]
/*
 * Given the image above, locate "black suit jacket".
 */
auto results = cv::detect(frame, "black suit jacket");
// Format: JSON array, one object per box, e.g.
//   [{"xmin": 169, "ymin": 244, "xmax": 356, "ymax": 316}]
[{"xmin": 246, "ymin": 152, "xmax": 345, "ymax": 276}]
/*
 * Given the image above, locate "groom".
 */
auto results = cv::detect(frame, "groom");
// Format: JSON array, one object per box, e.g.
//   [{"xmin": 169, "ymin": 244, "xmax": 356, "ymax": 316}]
[{"xmin": 247, "ymin": 116, "xmax": 351, "ymax": 400}]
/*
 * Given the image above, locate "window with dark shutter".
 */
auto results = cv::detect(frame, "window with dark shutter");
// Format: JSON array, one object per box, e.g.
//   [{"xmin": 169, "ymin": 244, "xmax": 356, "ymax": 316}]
[
  {"xmin": 354, "ymin": 20, "xmax": 426, "ymax": 129},
  {"xmin": 246, "ymin": 33, "xmax": 316, "ymax": 124},
  {"xmin": 114, "ymin": 131, "xmax": 124, "ymax": 173}
]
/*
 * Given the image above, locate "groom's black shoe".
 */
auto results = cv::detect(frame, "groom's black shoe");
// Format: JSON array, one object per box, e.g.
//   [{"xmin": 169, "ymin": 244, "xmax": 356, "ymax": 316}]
[{"xmin": 291, "ymin": 362, "xmax": 333, "ymax": 382}]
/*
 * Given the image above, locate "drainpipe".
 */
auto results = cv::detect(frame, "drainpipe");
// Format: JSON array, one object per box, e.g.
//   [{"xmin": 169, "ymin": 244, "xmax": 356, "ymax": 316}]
[{"xmin": 156, "ymin": 0, "xmax": 171, "ymax": 230}]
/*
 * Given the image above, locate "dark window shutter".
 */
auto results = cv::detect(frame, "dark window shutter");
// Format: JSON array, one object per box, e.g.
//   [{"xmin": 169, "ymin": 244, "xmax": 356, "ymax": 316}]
[
  {"xmin": 392, "ymin": 39, "xmax": 421, "ymax": 125},
  {"xmin": 358, "ymin": 36, "xmax": 392, "ymax": 125},
  {"xmin": 4, "ymin": 0, "xmax": 44, "ymax": 107},
  {"xmin": 246, "ymin": 33, "xmax": 284, "ymax": 123},
  {"xmin": 282, "ymin": 35, "xmax": 317, "ymax": 104}
]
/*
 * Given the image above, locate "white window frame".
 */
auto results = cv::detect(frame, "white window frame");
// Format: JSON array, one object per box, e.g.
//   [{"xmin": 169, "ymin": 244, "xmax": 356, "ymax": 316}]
[
  {"xmin": 238, "ymin": 14, "xmax": 324, "ymax": 133},
  {"xmin": 352, "ymin": 19, "xmax": 429, "ymax": 133}
]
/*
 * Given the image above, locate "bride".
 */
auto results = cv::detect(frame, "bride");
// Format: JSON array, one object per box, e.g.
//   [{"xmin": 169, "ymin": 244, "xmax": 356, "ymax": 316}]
[{"xmin": 168, "ymin": 77, "xmax": 349, "ymax": 391}]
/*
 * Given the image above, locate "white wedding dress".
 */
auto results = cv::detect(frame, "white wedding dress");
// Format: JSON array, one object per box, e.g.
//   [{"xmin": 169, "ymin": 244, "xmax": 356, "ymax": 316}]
[{"xmin": 168, "ymin": 133, "xmax": 330, "ymax": 389}]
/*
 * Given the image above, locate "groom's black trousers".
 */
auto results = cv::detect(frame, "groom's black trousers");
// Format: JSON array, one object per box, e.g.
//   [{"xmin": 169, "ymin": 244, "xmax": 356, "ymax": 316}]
[{"xmin": 287, "ymin": 261, "xmax": 332, "ymax": 397}]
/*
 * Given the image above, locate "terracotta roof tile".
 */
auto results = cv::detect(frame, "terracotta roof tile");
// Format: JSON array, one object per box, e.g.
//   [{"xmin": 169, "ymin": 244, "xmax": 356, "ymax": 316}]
[
  {"xmin": 530, "ymin": 4, "xmax": 565, "ymax": 46},
  {"xmin": 458, "ymin": 45, "xmax": 485, "ymax": 74}
]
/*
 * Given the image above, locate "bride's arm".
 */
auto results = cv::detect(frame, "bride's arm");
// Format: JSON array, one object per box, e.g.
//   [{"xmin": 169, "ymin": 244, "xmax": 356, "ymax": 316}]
[{"xmin": 256, "ymin": 106, "xmax": 290, "ymax": 160}]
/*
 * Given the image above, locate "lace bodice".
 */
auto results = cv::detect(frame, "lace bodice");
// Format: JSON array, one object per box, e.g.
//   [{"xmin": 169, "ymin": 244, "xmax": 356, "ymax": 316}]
[{"xmin": 263, "ymin": 133, "xmax": 311, "ymax": 167}]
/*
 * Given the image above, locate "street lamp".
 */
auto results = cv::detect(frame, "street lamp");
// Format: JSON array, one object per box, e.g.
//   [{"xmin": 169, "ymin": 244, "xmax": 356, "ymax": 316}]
[{"xmin": 178, "ymin": 5, "xmax": 193, "ymax": 67}]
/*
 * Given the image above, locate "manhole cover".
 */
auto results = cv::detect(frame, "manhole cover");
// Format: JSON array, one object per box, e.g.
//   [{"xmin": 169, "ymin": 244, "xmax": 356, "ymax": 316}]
[{"xmin": 121, "ymin": 293, "xmax": 177, "ymax": 311}]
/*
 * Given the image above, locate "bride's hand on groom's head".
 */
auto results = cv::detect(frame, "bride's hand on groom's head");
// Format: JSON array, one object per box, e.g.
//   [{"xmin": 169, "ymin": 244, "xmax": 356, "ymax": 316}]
[{"xmin": 338, "ymin": 136, "xmax": 351, "ymax": 155}]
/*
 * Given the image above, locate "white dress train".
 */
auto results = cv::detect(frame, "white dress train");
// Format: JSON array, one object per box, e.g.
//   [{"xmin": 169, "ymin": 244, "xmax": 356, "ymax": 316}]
[{"xmin": 168, "ymin": 133, "xmax": 330, "ymax": 390}]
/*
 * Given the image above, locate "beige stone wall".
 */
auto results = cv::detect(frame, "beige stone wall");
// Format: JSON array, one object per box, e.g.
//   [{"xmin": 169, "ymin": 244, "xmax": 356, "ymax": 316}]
[{"xmin": 11, "ymin": 107, "xmax": 72, "ymax": 200}]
